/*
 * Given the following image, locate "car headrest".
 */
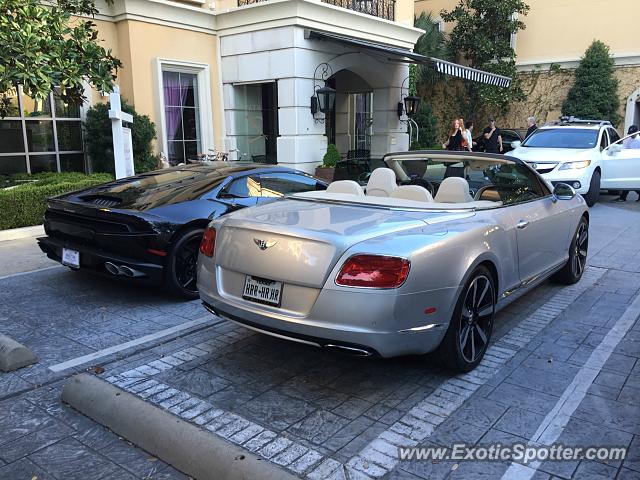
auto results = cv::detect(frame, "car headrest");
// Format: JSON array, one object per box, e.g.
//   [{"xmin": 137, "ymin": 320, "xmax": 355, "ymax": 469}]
[
  {"xmin": 326, "ymin": 180, "xmax": 365, "ymax": 196},
  {"xmin": 434, "ymin": 177, "xmax": 473, "ymax": 203},
  {"xmin": 390, "ymin": 185, "xmax": 433, "ymax": 203},
  {"xmin": 366, "ymin": 168, "xmax": 397, "ymax": 197}
]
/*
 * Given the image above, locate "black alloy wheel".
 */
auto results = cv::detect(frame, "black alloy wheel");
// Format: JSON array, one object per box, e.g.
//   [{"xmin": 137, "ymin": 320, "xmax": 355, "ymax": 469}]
[
  {"xmin": 553, "ymin": 216, "xmax": 589, "ymax": 285},
  {"xmin": 435, "ymin": 265, "xmax": 496, "ymax": 372},
  {"xmin": 166, "ymin": 228, "xmax": 205, "ymax": 299},
  {"xmin": 459, "ymin": 274, "xmax": 495, "ymax": 364}
]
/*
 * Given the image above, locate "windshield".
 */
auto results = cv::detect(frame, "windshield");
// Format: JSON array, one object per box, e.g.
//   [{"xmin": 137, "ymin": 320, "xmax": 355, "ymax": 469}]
[{"xmin": 522, "ymin": 128, "xmax": 598, "ymax": 149}]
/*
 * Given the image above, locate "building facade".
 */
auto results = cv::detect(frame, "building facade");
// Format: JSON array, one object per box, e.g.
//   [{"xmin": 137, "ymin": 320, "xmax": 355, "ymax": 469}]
[{"xmin": 415, "ymin": 0, "xmax": 640, "ymax": 132}]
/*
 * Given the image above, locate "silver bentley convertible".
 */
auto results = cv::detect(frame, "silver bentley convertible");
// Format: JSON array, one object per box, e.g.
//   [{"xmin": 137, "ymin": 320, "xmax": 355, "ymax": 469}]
[{"xmin": 197, "ymin": 151, "xmax": 589, "ymax": 371}]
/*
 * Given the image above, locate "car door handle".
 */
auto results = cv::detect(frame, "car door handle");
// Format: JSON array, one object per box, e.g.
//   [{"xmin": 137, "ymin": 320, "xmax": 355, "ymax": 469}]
[{"xmin": 516, "ymin": 220, "xmax": 529, "ymax": 229}]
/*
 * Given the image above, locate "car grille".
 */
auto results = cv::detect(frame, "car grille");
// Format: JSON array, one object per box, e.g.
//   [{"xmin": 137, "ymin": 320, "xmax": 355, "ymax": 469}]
[{"xmin": 526, "ymin": 162, "xmax": 558, "ymax": 175}]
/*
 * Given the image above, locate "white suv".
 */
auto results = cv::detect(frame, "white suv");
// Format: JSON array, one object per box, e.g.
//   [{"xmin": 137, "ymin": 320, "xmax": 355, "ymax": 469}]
[{"xmin": 506, "ymin": 118, "xmax": 620, "ymax": 206}]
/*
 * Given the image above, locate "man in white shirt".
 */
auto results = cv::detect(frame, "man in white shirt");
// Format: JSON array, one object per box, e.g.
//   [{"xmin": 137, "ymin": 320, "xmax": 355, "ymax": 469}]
[{"xmin": 615, "ymin": 125, "xmax": 640, "ymax": 202}]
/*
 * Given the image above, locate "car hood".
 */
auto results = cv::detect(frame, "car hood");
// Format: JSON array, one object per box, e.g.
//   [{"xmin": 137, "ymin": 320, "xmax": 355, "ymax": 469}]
[
  {"xmin": 212, "ymin": 199, "xmax": 473, "ymax": 288},
  {"xmin": 508, "ymin": 147, "xmax": 594, "ymax": 162}
]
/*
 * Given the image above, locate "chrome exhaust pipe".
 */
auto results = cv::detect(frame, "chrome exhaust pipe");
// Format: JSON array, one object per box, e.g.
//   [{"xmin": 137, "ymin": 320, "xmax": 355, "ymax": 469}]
[
  {"xmin": 324, "ymin": 344, "xmax": 373, "ymax": 357},
  {"xmin": 119, "ymin": 265, "xmax": 146, "ymax": 278},
  {"xmin": 104, "ymin": 262, "xmax": 120, "ymax": 275}
]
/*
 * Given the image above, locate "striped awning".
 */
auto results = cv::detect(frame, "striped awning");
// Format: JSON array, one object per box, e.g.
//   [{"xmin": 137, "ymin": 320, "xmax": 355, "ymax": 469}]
[{"xmin": 306, "ymin": 30, "xmax": 512, "ymax": 88}]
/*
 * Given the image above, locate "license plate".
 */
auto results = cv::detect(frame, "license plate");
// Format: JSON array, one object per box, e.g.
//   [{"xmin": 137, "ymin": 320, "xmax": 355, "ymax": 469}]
[
  {"xmin": 61, "ymin": 248, "xmax": 80, "ymax": 268},
  {"xmin": 243, "ymin": 275, "xmax": 283, "ymax": 307}
]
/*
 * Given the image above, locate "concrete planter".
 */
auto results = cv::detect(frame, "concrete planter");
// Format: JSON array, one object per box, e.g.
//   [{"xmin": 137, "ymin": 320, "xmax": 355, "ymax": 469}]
[{"xmin": 315, "ymin": 166, "xmax": 335, "ymax": 182}]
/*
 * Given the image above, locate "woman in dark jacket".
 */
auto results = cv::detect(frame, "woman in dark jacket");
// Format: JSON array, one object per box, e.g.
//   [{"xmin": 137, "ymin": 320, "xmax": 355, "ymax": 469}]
[{"xmin": 442, "ymin": 118, "xmax": 465, "ymax": 151}]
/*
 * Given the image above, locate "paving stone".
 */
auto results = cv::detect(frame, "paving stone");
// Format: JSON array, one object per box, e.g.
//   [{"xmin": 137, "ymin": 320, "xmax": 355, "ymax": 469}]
[
  {"xmin": 258, "ymin": 437, "xmax": 293, "ymax": 459},
  {"xmin": 159, "ymin": 368, "xmax": 230, "ymax": 398},
  {"xmin": 288, "ymin": 409, "xmax": 351, "ymax": 444},
  {"xmin": 243, "ymin": 430, "xmax": 277, "ymax": 452},
  {"xmin": 0, "ymin": 397, "xmax": 56, "ymax": 444},
  {"xmin": 0, "ymin": 421, "xmax": 74, "ymax": 463},
  {"xmin": 288, "ymin": 449, "xmax": 324, "ymax": 474},
  {"xmin": 229, "ymin": 424, "xmax": 264, "ymax": 444},
  {"xmin": 272, "ymin": 443, "xmax": 308, "ymax": 466},
  {"xmin": 0, "ymin": 457, "xmax": 54, "ymax": 480},
  {"xmin": 241, "ymin": 390, "xmax": 316, "ymax": 431},
  {"xmin": 493, "ymin": 407, "xmax": 545, "ymax": 439},
  {"xmin": 29, "ymin": 437, "xmax": 123, "ymax": 480}
]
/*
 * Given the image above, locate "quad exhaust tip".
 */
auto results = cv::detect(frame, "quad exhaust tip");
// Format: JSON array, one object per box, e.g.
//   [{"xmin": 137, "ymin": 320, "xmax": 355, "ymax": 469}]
[{"xmin": 104, "ymin": 262, "xmax": 146, "ymax": 278}]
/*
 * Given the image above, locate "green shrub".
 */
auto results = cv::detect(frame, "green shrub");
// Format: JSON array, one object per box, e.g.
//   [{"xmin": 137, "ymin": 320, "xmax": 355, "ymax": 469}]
[
  {"xmin": 84, "ymin": 100, "xmax": 159, "ymax": 175},
  {"xmin": 0, "ymin": 173, "xmax": 112, "ymax": 230},
  {"xmin": 322, "ymin": 144, "xmax": 341, "ymax": 168},
  {"xmin": 562, "ymin": 41, "xmax": 621, "ymax": 125}
]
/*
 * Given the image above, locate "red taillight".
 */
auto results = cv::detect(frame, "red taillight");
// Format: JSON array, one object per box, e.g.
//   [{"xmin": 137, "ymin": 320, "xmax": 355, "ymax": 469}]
[
  {"xmin": 199, "ymin": 228, "xmax": 216, "ymax": 257},
  {"xmin": 336, "ymin": 255, "xmax": 410, "ymax": 289}
]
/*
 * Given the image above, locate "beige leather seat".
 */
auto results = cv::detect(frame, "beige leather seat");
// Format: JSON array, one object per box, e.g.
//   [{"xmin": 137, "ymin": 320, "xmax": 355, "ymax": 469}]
[
  {"xmin": 390, "ymin": 185, "xmax": 433, "ymax": 203},
  {"xmin": 327, "ymin": 180, "xmax": 365, "ymax": 196},
  {"xmin": 366, "ymin": 168, "xmax": 397, "ymax": 197},
  {"xmin": 434, "ymin": 177, "xmax": 474, "ymax": 203}
]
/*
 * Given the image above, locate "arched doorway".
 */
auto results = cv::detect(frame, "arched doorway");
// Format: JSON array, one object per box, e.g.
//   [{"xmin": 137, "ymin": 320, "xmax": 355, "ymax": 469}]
[
  {"xmin": 625, "ymin": 88, "xmax": 640, "ymax": 133},
  {"xmin": 326, "ymin": 69, "xmax": 374, "ymax": 159}
]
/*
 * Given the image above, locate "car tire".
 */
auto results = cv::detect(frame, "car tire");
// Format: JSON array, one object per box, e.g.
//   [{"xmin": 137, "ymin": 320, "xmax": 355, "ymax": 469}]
[
  {"xmin": 582, "ymin": 170, "xmax": 600, "ymax": 207},
  {"xmin": 434, "ymin": 265, "xmax": 496, "ymax": 373},
  {"xmin": 553, "ymin": 216, "xmax": 589, "ymax": 285},
  {"xmin": 165, "ymin": 228, "xmax": 205, "ymax": 300}
]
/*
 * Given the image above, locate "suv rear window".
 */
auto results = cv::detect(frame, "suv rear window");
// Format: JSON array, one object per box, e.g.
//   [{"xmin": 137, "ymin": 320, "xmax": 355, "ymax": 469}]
[{"xmin": 522, "ymin": 128, "xmax": 599, "ymax": 149}]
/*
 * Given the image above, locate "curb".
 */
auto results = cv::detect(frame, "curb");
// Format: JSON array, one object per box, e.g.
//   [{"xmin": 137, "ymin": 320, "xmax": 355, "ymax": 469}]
[
  {"xmin": 0, "ymin": 334, "xmax": 38, "ymax": 372},
  {"xmin": 0, "ymin": 225, "xmax": 45, "ymax": 242},
  {"xmin": 61, "ymin": 374, "xmax": 298, "ymax": 480}
]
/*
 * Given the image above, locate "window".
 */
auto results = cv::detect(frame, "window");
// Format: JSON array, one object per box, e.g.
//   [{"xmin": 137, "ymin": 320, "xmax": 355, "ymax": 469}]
[
  {"xmin": 522, "ymin": 129, "xmax": 599, "ymax": 149},
  {"xmin": 257, "ymin": 173, "xmax": 325, "ymax": 196},
  {"xmin": 608, "ymin": 128, "xmax": 621, "ymax": 145},
  {"xmin": 223, "ymin": 173, "xmax": 323, "ymax": 198},
  {"xmin": 0, "ymin": 87, "xmax": 84, "ymax": 174},
  {"xmin": 350, "ymin": 92, "xmax": 372, "ymax": 150},
  {"xmin": 485, "ymin": 163, "xmax": 547, "ymax": 205},
  {"xmin": 599, "ymin": 130, "xmax": 609, "ymax": 150},
  {"xmin": 233, "ymin": 83, "xmax": 279, "ymax": 164},
  {"xmin": 162, "ymin": 70, "xmax": 201, "ymax": 165}
]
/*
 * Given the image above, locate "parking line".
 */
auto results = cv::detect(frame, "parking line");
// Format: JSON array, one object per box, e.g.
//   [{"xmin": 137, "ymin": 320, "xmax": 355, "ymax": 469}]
[
  {"xmin": 49, "ymin": 316, "xmax": 218, "ymax": 372},
  {"xmin": 0, "ymin": 265, "xmax": 64, "ymax": 281},
  {"xmin": 500, "ymin": 291, "xmax": 640, "ymax": 480}
]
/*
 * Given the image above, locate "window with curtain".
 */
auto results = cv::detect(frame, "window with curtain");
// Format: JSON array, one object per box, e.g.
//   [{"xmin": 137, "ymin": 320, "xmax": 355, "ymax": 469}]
[
  {"xmin": 162, "ymin": 70, "xmax": 201, "ymax": 165},
  {"xmin": 352, "ymin": 92, "xmax": 372, "ymax": 151}
]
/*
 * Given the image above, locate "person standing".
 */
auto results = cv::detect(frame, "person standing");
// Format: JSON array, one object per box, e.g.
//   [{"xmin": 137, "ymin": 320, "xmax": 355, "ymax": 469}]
[
  {"xmin": 483, "ymin": 116, "xmax": 503, "ymax": 153},
  {"xmin": 615, "ymin": 125, "xmax": 640, "ymax": 202},
  {"xmin": 442, "ymin": 118, "xmax": 464, "ymax": 151},
  {"xmin": 458, "ymin": 117, "xmax": 469, "ymax": 151},
  {"xmin": 464, "ymin": 121, "xmax": 475, "ymax": 151},
  {"xmin": 525, "ymin": 116, "xmax": 538, "ymax": 139}
]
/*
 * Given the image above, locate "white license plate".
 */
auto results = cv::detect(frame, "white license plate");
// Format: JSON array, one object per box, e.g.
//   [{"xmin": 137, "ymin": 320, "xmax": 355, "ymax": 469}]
[
  {"xmin": 61, "ymin": 248, "xmax": 80, "ymax": 268},
  {"xmin": 243, "ymin": 275, "xmax": 283, "ymax": 307}
]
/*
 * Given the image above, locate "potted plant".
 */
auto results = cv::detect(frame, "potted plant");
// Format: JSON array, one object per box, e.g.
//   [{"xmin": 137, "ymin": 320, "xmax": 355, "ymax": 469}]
[{"xmin": 315, "ymin": 143, "xmax": 340, "ymax": 182}]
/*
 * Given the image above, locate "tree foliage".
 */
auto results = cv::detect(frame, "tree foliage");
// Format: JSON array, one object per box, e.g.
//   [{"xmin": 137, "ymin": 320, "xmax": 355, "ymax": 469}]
[
  {"xmin": 413, "ymin": 12, "xmax": 451, "ymax": 88},
  {"xmin": 562, "ymin": 40, "xmax": 620, "ymax": 125},
  {"xmin": 440, "ymin": 0, "xmax": 529, "ymax": 115},
  {"xmin": 84, "ymin": 101, "xmax": 158, "ymax": 174},
  {"xmin": 0, "ymin": 0, "xmax": 121, "ymax": 118}
]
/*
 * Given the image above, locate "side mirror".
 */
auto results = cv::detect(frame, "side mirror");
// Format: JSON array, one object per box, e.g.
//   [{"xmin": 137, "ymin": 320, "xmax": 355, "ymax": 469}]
[
  {"xmin": 552, "ymin": 182, "xmax": 576, "ymax": 201},
  {"xmin": 511, "ymin": 140, "xmax": 521, "ymax": 149}
]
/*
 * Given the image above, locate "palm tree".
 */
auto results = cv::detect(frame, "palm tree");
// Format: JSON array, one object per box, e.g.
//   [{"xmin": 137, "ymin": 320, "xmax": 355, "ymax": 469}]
[{"xmin": 413, "ymin": 12, "xmax": 452, "ymax": 88}]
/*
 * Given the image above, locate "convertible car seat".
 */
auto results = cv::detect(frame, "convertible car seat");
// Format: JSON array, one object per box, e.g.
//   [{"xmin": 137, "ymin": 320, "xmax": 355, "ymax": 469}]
[
  {"xmin": 434, "ymin": 177, "xmax": 474, "ymax": 203},
  {"xmin": 327, "ymin": 180, "xmax": 365, "ymax": 196},
  {"xmin": 390, "ymin": 185, "xmax": 433, "ymax": 203},
  {"xmin": 366, "ymin": 168, "xmax": 397, "ymax": 197}
]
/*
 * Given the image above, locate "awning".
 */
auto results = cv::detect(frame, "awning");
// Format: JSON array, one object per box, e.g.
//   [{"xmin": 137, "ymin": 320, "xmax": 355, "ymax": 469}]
[{"xmin": 306, "ymin": 30, "xmax": 512, "ymax": 88}]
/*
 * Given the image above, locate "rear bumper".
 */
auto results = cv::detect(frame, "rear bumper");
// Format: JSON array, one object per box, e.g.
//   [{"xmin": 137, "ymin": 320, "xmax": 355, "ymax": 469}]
[
  {"xmin": 37, "ymin": 236, "xmax": 164, "ymax": 284},
  {"xmin": 198, "ymin": 263, "xmax": 459, "ymax": 358}
]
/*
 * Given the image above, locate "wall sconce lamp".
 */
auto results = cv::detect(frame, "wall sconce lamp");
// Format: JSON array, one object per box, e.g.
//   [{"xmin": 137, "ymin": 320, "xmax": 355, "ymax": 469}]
[
  {"xmin": 310, "ymin": 62, "xmax": 335, "ymax": 123},
  {"xmin": 397, "ymin": 76, "xmax": 420, "ymax": 121}
]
